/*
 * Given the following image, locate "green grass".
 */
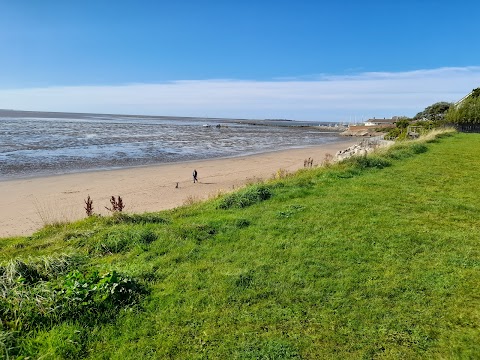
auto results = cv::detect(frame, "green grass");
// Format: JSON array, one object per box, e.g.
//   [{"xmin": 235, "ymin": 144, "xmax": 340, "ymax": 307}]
[{"xmin": 1, "ymin": 131, "xmax": 480, "ymax": 359}]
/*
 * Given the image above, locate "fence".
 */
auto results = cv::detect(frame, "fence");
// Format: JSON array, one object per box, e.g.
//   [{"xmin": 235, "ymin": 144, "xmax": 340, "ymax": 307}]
[{"xmin": 450, "ymin": 123, "xmax": 480, "ymax": 133}]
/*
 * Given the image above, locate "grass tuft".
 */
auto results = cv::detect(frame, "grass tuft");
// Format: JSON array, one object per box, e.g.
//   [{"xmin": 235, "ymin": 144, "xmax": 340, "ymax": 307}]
[
  {"xmin": 217, "ymin": 184, "xmax": 273, "ymax": 209},
  {"xmin": 88, "ymin": 226, "xmax": 157, "ymax": 255}
]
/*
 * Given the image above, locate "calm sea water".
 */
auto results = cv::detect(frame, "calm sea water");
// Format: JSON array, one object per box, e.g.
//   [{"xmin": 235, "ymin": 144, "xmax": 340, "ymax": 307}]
[{"xmin": 0, "ymin": 112, "xmax": 346, "ymax": 180}]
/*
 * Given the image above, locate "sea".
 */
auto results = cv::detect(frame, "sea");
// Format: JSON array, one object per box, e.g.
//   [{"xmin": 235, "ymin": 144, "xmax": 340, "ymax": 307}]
[{"xmin": 0, "ymin": 111, "xmax": 347, "ymax": 181}]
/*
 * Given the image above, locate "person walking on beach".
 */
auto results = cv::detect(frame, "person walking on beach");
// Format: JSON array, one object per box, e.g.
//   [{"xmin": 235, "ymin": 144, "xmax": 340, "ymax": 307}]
[{"xmin": 193, "ymin": 169, "xmax": 198, "ymax": 183}]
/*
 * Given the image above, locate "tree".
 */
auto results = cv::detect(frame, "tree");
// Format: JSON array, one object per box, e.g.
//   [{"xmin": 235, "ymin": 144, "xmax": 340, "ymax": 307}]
[
  {"xmin": 471, "ymin": 87, "xmax": 480, "ymax": 99},
  {"xmin": 395, "ymin": 118, "xmax": 410, "ymax": 129},
  {"xmin": 414, "ymin": 102, "xmax": 453, "ymax": 121}
]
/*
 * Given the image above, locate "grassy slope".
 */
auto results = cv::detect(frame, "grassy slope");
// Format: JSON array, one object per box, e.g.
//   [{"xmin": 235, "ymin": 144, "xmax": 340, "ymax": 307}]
[{"xmin": 1, "ymin": 132, "xmax": 479, "ymax": 359}]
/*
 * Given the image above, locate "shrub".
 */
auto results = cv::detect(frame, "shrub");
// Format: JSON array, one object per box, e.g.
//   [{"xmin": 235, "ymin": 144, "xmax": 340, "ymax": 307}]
[
  {"xmin": 217, "ymin": 184, "xmax": 273, "ymax": 209},
  {"xmin": 58, "ymin": 270, "xmax": 143, "ymax": 320},
  {"xmin": 385, "ymin": 127, "xmax": 403, "ymax": 140},
  {"xmin": 343, "ymin": 154, "xmax": 391, "ymax": 170},
  {"xmin": 0, "ymin": 266, "xmax": 144, "ymax": 333}
]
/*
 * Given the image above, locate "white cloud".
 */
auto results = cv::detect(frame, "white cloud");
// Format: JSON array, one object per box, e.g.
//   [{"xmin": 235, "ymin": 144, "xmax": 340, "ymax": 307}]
[{"xmin": 0, "ymin": 66, "xmax": 479, "ymax": 121}]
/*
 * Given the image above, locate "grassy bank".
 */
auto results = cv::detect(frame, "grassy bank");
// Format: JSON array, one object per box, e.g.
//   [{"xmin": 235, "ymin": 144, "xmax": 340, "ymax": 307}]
[{"xmin": 1, "ymin": 131, "xmax": 479, "ymax": 359}]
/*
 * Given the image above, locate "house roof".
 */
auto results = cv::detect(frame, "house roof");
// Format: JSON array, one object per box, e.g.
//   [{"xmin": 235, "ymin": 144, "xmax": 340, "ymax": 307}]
[{"xmin": 366, "ymin": 118, "xmax": 396, "ymax": 123}]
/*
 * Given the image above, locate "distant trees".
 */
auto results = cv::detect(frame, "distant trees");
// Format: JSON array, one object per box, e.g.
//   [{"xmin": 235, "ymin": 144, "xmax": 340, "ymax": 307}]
[
  {"xmin": 413, "ymin": 101, "xmax": 453, "ymax": 121},
  {"xmin": 385, "ymin": 87, "xmax": 480, "ymax": 138}
]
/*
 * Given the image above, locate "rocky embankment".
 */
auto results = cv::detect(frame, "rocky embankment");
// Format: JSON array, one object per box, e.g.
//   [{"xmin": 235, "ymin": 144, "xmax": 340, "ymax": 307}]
[{"xmin": 336, "ymin": 138, "xmax": 394, "ymax": 161}]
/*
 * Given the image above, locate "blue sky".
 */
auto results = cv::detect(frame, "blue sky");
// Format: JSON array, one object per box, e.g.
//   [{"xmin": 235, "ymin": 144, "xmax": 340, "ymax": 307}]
[{"xmin": 1, "ymin": 0, "xmax": 479, "ymax": 121}]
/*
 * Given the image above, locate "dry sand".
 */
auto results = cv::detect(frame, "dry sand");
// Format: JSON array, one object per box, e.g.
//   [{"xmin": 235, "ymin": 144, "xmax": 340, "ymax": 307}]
[{"xmin": 0, "ymin": 140, "xmax": 358, "ymax": 238}]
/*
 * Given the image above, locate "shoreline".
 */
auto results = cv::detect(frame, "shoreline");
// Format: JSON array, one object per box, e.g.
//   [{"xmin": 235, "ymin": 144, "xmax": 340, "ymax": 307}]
[
  {"xmin": 0, "ymin": 138, "xmax": 350, "ymax": 183},
  {"xmin": 0, "ymin": 139, "xmax": 358, "ymax": 238}
]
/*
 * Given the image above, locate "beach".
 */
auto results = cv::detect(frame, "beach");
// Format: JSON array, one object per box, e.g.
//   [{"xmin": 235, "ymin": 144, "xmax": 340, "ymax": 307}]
[{"xmin": 0, "ymin": 140, "xmax": 357, "ymax": 238}]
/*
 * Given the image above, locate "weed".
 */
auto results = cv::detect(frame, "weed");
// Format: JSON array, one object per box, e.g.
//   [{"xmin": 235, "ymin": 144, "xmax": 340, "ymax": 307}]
[
  {"xmin": 183, "ymin": 195, "xmax": 201, "ymax": 206},
  {"xmin": 0, "ymin": 259, "xmax": 144, "ymax": 341},
  {"xmin": 84, "ymin": 195, "xmax": 94, "ymax": 216},
  {"xmin": 323, "ymin": 152, "xmax": 334, "ymax": 166},
  {"xmin": 272, "ymin": 168, "xmax": 289, "ymax": 180},
  {"xmin": 304, "ymin": 157, "xmax": 314, "ymax": 168},
  {"xmin": 58, "ymin": 269, "xmax": 144, "ymax": 320},
  {"xmin": 105, "ymin": 196, "xmax": 125, "ymax": 213}
]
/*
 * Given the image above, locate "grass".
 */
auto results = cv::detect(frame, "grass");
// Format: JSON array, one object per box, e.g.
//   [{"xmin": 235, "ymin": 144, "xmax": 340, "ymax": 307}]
[{"xmin": 1, "ymin": 130, "xmax": 479, "ymax": 358}]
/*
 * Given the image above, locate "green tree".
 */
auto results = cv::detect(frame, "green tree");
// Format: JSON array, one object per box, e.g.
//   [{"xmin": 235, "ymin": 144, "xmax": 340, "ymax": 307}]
[
  {"xmin": 384, "ymin": 118, "xmax": 410, "ymax": 139},
  {"xmin": 395, "ymin": 118, "xmax": 410, "ymax": 129},
  {"xmin": 471, "ymin": 87, "xmax": 480, "ymax": 98},
  {"xmin": 414, "ymin": 102, "xmax": 453, "ymax": 121}
]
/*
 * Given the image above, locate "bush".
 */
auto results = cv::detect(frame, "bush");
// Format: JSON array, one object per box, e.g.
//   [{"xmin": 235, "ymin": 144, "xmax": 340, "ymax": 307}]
[
  {"xmin": 343, "ymin": 154, "xmax": 391, "ymax": 170},
  {"xmin": 0, "ymin": 254, "xmax": 145, "ymax": 358},
  {"xmin": 217, "ymin": 184, "xmax": 273, "ymax": 209},
  {"xmin": 58, "ymin": 270, "xmax": 143, "ymax": 320},
  {"xmin": 0, "ymin": 267, "xmax": 144, "ymax": 333}
]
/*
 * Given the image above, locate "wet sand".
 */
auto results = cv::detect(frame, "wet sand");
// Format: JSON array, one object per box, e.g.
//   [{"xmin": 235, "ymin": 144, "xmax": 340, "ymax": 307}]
[{"xmin": 0, "ymin": 140, "xmax": 357, "ymax": 238}]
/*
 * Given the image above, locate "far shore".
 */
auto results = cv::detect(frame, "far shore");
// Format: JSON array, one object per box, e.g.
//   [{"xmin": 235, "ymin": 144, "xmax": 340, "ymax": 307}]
[{"xmin": 0, "ymin": 140, "xmax": 358, "ymax": 238}]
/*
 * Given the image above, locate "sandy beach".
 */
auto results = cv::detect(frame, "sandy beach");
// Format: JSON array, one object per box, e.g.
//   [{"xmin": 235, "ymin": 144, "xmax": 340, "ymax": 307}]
[{"xmin": 0, "ymin": 140, "xmax": 358, "ymax": 238}]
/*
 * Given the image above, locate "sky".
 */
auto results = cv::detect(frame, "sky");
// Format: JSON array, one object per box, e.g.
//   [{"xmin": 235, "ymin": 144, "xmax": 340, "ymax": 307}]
[{"xmin": 0, "ymin": 0, "xmax": 479, "ymax": 122}]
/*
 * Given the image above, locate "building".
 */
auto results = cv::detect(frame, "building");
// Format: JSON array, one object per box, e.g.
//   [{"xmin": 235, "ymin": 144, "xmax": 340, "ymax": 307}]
[{"xmin": 364, "ymin": 118, "xmax": 397, "ymax": 127}]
